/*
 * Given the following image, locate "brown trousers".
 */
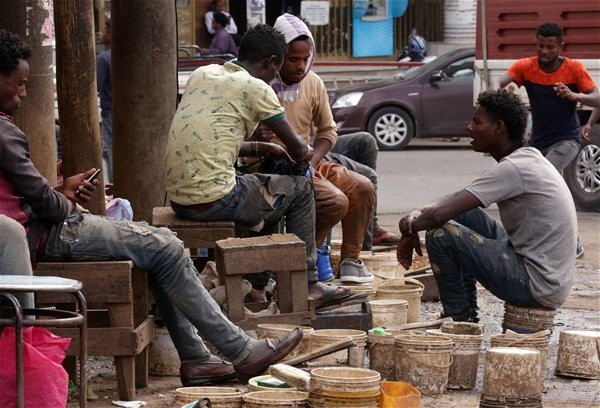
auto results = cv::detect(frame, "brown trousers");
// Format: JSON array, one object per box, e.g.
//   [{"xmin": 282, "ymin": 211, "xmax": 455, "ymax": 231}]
[{"xmin": 313, "ymin": 161, "xmax": 375, "ymax": 262}]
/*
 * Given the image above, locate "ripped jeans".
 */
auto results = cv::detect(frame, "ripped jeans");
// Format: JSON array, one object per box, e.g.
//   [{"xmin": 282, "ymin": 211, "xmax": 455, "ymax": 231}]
[
  {"xmin": 171, "ymin": 173, "xmax": 317, "ymax": 282},
  {"xmin": 425, "ymin": 208, "xmax": 542, "ymax": 321},
  {"xmin": 43, "ymin": 212, "xmax": 253, "ymax": 364}
]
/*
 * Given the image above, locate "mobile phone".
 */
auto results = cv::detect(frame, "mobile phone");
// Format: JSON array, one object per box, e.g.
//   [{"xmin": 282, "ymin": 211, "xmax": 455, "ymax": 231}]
[
  {"xmin": 85, "ymin": 169, "xmax": 101, "ymax": 183},
  {"xmin": 76, "ymin": 169, "xmax": 101, "ymax": 195}
]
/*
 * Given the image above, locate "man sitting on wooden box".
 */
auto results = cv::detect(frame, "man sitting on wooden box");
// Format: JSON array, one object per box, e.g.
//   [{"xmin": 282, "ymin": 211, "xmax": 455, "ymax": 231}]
[
  {"xmin": 0, "ymin": 28, "xmax": 301, "ymax": 386},
  {"xmin": 165, "ymin": 24, "xmax": 357, "ymax": 308}
]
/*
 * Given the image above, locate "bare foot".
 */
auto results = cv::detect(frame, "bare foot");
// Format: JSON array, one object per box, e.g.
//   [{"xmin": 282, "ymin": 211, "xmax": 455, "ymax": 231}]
[{"xmin": 307, "ymin": 282, "xmax": 350, "ymax": 302}]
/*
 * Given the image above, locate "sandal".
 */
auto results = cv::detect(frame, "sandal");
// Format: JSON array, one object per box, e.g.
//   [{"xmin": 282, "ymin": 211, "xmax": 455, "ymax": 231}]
[{"xmin": 311, "ymin": 283, "xmax": 362, "ymax": 309}]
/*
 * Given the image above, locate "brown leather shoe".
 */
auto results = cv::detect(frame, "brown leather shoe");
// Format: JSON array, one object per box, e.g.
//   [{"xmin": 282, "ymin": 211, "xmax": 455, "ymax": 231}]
[
  {"xmin": 180, "ymin": 357, "xmax": 236, "ymax": 386},
  {"xmin": 245, "ymin": 287, "xmax": 267, "ymax": 303},
  {"xmin": 234, "ymin": 327, "xmax": 303, "ymax": 384}
]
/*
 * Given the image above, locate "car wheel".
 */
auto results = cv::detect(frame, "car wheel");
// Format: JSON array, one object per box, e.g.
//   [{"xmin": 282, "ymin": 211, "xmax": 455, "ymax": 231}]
[
  {"xmin": 564, "ymin": 126, "xmax": 600, "ymax": 212},
  {"xmin": 367, "ymin": 106, "xmax": 414, "ymax": 151}
]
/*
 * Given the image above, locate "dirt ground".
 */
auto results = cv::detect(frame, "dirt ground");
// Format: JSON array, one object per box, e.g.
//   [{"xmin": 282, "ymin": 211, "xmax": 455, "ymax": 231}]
[{"xmin": 66, "ymin": 212, "xmax": 600, "ymax": 408}]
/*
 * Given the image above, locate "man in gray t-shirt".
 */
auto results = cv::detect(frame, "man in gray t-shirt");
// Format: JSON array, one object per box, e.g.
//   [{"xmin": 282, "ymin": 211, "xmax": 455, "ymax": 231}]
[{"xmin": 396, "ymin": 90, "xmax": 576, "ymax": 322}]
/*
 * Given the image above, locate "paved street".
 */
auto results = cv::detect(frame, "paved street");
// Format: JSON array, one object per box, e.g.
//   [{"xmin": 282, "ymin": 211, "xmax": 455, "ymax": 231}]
[{"xmin": 376, "ymin": 138, "xmax": 493, "ymax": 213}]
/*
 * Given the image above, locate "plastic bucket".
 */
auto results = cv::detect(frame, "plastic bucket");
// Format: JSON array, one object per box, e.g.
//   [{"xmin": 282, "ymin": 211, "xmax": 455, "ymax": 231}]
[
  {"xmin": 310, "ymin": 329, "xmax": 367, "ymax": 367},
  {"xmin": 148, "ymin": 326, "xmax": 180, "ymax": 376},
  {"xmin": 338, "ymin": 282, "xmax": 377, "ymax": 301},
  {"xmin": 256, "ymin": 324, "xmax": 314, "ymax": 357},
  {"xmin": 502, "ymin": 303, "xmax": 556, "ymax": 334},
  {"xmin": 310, "ymin": 367, "xmax": 380, "ymax": 401},
  {"xmin": 555, "ymin": 330, "xmax": 600, "ymax": 379},
  {"xmin": 367, "ymin": 330, "xmax": 398, "ymax": 380},
  {"xmin": 248, "ymin": 375, "xmax": 297, "ymax": 392},
  {"xmin": 309, "ymin": 393, "xmax": 379, "ymax": 407},
  {"xmin": 481, "ymin": 347, "xmax": 542, "ymax": 407},
  {"xmin": 375, "ymin": 279, "xmax": 424, "ymax": 323},
  {"xmin": 379, "ymin": 381, "xmax": 421, "ymax": 408},
  {"xmin": 427, "ymin": 325, "xmax": 483, "ymax": 390},
  {"xmin": 491, "ymin": 332, "xmax": 549, "ymax": 381},
  {"xmin": 394, "ymin": 334, "xmax": 453, "ymax": 395},
  {"xmin": 242, "ymin": 391, "xmax": 309, "ymax": 407},
  {"xmin": 360, "ymin": 251, "xmax": 404, "ymax": 285},
  {"xmin": 369, "ymin": 299, "xmax": 408, "ymax": 328},
  {"xmin": 175, "ymin": 386, "xmax": 244, "ymax": 407}
]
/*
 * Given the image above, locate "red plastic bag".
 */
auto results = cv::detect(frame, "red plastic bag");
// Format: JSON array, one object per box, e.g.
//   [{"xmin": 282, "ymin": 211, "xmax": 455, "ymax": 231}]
[{"xmin": 0, "ymin": 327, "xmax": 71, "ymax": 408}]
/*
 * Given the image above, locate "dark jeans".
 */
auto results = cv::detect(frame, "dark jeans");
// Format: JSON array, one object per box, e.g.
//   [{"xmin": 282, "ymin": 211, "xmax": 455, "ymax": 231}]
[
  {"xmin": 425, "ymin": 208, "xmax": 542, "ymax": 321},
  {"xmin": 171, "ymin": 173, "xmax": 317, "ymax": 282}
]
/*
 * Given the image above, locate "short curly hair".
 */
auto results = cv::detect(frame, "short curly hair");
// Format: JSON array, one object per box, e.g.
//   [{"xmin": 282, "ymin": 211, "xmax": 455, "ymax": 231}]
[
  {"xmin": 0, "ymin": 29, "xmax": 32, "ymax": 76},
  {"xmin": 537, "ymin": 22, "xmax": 563, "ymax": 42},
  {"xmin": 477, "ymin": 90, "xmax": 528, "ymax": 143},
  {"xmin": 238, "ymin": 24, "xmax": 288, "ymax": 65}
]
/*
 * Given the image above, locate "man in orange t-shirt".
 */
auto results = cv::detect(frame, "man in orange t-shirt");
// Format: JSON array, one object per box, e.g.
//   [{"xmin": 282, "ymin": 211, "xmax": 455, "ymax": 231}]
[{"xmin": 498, "ymin": 21, "xmax": 599, "ymax": 171}]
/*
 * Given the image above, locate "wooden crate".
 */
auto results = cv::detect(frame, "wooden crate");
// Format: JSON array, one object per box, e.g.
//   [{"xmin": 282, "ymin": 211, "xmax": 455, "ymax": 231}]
[
  {"xmin": 215, "ymin": 234, "xmax": 313, "ymax": 330},
  {"xmin": 36, "ymin": 261, "xmax": 152, "ymax": 401}
]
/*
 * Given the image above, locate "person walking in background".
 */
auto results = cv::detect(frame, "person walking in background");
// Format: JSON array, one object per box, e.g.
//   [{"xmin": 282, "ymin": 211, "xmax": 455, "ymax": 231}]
[
  {"xmin": 201, "ymin": 12, "xmax": 238, "ymax": 56},
  {"xmin": 497, "ymin": 21, "xmax": 600, "ymax": 259},
  {"xmin": 96, "ymin": 19, "xmax": 112, "ymax": 184},
  {"xmin": 205, "ymin": 0, "xmax": 238, "ymax": 36}
]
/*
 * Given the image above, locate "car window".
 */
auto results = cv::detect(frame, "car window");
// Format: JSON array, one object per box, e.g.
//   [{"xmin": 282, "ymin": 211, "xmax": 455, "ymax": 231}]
[{"xmin": 443, "ymin": 56, "xmax": 474, "ymax": 80}]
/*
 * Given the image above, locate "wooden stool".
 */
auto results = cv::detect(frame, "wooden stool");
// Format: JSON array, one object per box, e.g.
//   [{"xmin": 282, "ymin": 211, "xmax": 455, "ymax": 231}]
[
  {"xmin": 215, "ymin": 234, "xmax": 313, "ymax": 330},
  {"xmin": 0, "ymin": 275, "xmax": 87, "ymax": 408},
  {"xmin": 35, "ymin": 261, "xmax": 153, "ymax": 401},
  {"xmin": 151, "ymin": 206, "xmax": 235, "ymax": 249}
]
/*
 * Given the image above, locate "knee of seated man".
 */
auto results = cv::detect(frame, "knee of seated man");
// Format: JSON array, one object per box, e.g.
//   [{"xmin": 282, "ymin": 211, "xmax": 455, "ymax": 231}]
[
  {"xmin": 329, "ymin": 188, "xmax": 350, "ymax": 217},
  {"xmin": 350, "ymin": 173, "xmax": 376, "ymax": 204},
  {"xmin": 0, "ymin": 215, "xmax": 25, "ymax": 237},
  {"xmin": 357, "ymin": 131, "xmax": 378, "ymax": 153},
  {"xmin": 425, "ymin": 222, "xmax": 461, "ymax": 246}
]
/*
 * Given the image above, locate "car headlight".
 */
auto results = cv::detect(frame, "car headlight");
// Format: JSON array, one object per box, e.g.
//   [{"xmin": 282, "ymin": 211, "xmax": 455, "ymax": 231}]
[{"xmin": 331, "ymin": 92, "xmax": 363, "ymax": 108}]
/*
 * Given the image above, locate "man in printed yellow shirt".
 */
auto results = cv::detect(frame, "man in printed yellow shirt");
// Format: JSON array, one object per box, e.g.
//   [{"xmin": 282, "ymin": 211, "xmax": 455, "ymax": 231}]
[{"xmin": 165, "ymin": 24, "xmax": 353, "ymax": 306}]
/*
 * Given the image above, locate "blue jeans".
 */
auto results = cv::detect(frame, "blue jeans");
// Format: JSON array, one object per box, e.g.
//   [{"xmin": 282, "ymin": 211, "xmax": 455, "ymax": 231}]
[
  {"xmin": 325, "ymin": 132, "xmax": 379, "ymax": 250},
  {"xmin": 43, "ymin": 212, "xmax": 253, "ymax": 364},
  {"xmin": 101, "ymin": 111, "xmax": 113, "ymax": 183},
  {"xmin": 171, "ymin": 173, "xmax": 317, "ymax": 282},
  {"xmin": 425, "ymin": 208, "xmax": 542, "ymax": 321}
]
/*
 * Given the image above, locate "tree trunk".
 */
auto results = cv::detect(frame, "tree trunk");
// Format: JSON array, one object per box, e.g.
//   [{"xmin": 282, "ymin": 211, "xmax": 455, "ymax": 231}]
[
  {"xmin": 54, "ymin": 0, "xmax": 105, "ymax": 214},
  {"xmin": 112, "ymin": 0, "xmax": 177, "ymax": 222},
  {"xmin": 0, "ymin": 1, "xmax": 57, "ymax": 185}
]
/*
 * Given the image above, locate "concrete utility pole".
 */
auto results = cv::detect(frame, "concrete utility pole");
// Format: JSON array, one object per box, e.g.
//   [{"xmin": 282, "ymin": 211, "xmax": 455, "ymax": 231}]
[
  {"xmin": 0, "ymin": 0, "xmax": 57, "ymax": 185},
  {"xmin": 54, "ymin": 0, "xmax": 105, "ymax": 214},
  {"xmin": 112, "ymin": 1, "xmax": 177, "ymax": 222}
]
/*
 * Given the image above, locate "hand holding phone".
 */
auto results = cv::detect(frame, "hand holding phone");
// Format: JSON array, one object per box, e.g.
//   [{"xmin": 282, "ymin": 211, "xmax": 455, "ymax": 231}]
[{"xmin": 76, "ymin": 169, "xmax": 101, "ymax": 196}]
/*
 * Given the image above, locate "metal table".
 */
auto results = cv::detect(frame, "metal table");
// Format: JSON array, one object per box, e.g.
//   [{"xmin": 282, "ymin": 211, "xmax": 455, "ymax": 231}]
[{"xmin": 0, "ymin": 275, "xmax": 87, "ymax": 408}]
